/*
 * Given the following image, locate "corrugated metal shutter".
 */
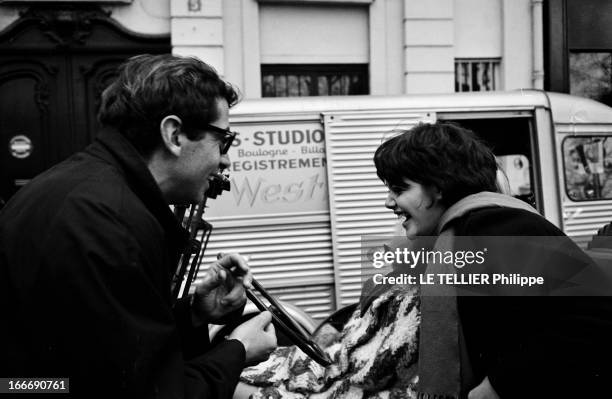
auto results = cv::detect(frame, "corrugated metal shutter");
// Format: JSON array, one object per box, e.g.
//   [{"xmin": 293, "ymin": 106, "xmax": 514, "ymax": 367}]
[
  {"xmin": 323, "ymin": 111, "xmax": 435, "ymax": 308},
  {"xmin": 562, "ymin": 201, "xmax": 612, "ymax": 247},
  {"xmin": 190, "ymin": 218, "xmax": 336, "ymax": 321},
  {"xmin": 555, "ymin": 122, "xmax": 612, "ymax": 247},
  {"xmin": 265, "ymin": 285, "xmax": 335, "ymax": 321}
]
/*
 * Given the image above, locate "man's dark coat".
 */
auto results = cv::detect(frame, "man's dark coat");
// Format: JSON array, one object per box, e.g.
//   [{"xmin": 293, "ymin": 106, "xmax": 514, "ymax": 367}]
[{"xmin": 0, "ymin": 129, "xmax": 245, "ymax": 398}]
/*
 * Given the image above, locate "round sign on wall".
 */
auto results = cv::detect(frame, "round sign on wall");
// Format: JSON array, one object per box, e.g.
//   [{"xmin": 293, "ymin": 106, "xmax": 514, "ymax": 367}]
[{"xmin": 9, "ymin": 135, "xmax": 33, "ymax": 159}]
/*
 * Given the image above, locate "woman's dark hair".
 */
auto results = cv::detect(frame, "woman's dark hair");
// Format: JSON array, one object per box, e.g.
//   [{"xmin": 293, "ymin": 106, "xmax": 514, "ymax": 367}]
[
  {"xmin": 374, "ymin": 122, "xmax": 498, "ymax": 207},
  {"xmin": 98, "ymin": 54, "xmax": 240, "ymax": 157}
]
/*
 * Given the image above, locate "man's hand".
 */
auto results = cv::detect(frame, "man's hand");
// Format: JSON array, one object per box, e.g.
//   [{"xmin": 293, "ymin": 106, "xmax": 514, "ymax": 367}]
[
  {"xmin": 468, "ymin": 376, "xmax": 500, "ymax": 399},
  {"xmin": 191, "ymin": 253, "xmax": 253, "ymax": 325},
  {"xmin": 228, "ymin": 311, "xmax": 277, "ymax": 365}
]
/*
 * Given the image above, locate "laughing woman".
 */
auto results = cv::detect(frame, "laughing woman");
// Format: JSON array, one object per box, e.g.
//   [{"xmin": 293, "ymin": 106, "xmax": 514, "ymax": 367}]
[
  {"xmin": 237, "ymin": 122, "xmax": 611, "ymax": 399},
  {"xmin": 374, "ymin": 122, "xmax": 611, "ymax": 399}
]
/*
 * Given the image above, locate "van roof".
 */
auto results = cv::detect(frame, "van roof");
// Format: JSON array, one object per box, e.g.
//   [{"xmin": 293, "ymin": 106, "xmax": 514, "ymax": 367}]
[
  {"xmin": 547, "ymin": 91, "xmax": 612, "ymax": 124},
  {"xmin": 231, "ymin": 90, "xmax": 612, "ymax": 124}
]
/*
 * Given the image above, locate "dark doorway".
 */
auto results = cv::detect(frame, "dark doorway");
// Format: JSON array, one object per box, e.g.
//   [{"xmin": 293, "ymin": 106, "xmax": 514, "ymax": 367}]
[{"xmin": 0, "ymin": 6, "xmax": 170, "ymax": 203}]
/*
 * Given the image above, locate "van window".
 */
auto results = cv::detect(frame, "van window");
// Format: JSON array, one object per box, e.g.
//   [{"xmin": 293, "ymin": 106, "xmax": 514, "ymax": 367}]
[
  {"xmin": 562, "ymin": 136, "xmax": 612, "ymax": 201},
  {"xmin": 441, "ymin": 117, "xmax": 536, "ymax": 208}
]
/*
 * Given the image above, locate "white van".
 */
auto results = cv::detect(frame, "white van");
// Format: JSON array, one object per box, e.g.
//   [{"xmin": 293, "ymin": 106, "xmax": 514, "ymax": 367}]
[{"xmin": 201, "ymin": 90, "xmax": 612, "ymax": 322}]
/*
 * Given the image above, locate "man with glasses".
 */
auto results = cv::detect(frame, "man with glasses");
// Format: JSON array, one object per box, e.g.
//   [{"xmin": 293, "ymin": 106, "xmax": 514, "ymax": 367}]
[
  {"xmin": 0, "ymin": 54, "xmax": 276, "ymax": 398},
  {"xmin": 204, "ymin": 124, "xmax": 238, "ymax": 155}
]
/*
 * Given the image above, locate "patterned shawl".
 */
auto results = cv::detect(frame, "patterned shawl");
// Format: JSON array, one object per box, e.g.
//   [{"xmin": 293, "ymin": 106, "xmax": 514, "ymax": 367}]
[{"xmin": 240, "ymin": 286, "xmax": 421, "ymax": 399}]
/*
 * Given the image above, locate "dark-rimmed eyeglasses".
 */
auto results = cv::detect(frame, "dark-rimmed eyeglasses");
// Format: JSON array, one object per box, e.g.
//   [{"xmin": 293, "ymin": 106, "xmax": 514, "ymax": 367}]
[{"xmin": 204, "ymin": 124, "xmax": 238, "ymax": 154}]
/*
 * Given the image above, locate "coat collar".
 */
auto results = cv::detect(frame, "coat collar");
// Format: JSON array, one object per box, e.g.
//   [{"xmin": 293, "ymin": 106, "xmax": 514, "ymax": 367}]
[
  {"xmin": 85, "ymin": 128, "xmax": 189, "ymax": 251},
  {"xmin": 436, "ymin": 191, "xmax": 540, "ymax": 234}
]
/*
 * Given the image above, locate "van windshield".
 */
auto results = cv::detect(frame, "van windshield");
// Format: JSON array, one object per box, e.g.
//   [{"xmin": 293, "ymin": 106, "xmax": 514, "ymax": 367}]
[{"xmin": 563, "ymin": 136, "xmax": 612, "ymax": 201}]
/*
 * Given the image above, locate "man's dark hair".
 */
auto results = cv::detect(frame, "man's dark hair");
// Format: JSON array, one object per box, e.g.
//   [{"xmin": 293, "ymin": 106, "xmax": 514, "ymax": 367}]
[
  {"xmin": 374, "ymin": 122, "xmax": 498, "ymax": 207},
  {"xmin": 98, "ymin": 54, "xmax": 240, "ymax": 157}
]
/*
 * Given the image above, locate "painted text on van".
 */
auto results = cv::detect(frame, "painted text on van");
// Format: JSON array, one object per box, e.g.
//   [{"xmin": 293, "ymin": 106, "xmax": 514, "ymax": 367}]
[{"xmin": 231, "ymin": 173, "xmax": 326, "ymax": 206}]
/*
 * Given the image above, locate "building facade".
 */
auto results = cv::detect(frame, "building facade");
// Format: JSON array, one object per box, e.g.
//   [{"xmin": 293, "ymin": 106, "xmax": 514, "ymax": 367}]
[
  {"xmin": 0, "ymin": 0, "xmax": 547, "ymax": 200},
  {"xmin": 0, "ymin": 0, "xmax": 544, "ymax": 98}
]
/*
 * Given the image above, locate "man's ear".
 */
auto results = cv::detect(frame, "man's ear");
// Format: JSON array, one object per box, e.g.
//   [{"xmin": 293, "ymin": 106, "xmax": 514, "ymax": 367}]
[{"xmin": 160, "ymin": 115, "xmax": 183, "ymax": 156}]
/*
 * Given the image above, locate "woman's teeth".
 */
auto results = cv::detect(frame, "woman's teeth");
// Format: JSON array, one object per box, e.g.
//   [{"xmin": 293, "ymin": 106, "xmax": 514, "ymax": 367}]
[{"xmin": 397, "ymin": 212, "xmax": 410, "ymax": 221}]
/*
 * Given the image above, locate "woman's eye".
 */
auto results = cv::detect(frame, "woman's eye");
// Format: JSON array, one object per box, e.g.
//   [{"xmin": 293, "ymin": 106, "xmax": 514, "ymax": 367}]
[{"xmin": 389, "ymin": 185, "xmax": 406, "ymax": 194}]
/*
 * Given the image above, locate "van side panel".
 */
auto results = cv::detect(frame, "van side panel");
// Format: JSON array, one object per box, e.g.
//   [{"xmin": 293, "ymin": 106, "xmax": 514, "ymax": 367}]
[
  {"xmin": 198, "ymin": 221, "xmax": 336, "ymax": 320},
  {"xmin": 201, "ymin": 117, "xmax": 337, "ymax": 321}
]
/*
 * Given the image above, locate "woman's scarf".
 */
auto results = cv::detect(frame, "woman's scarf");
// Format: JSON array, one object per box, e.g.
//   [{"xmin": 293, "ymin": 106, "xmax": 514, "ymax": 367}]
[{"xmin": 416, "ymin": 192, "xmax": 538, "ymax": 399}]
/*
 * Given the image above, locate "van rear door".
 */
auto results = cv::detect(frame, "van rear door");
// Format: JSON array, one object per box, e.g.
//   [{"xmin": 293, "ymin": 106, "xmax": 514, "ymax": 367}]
[{"xmin": 323, "ymin": 110, "xmax": 435, "ymax": 307}]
